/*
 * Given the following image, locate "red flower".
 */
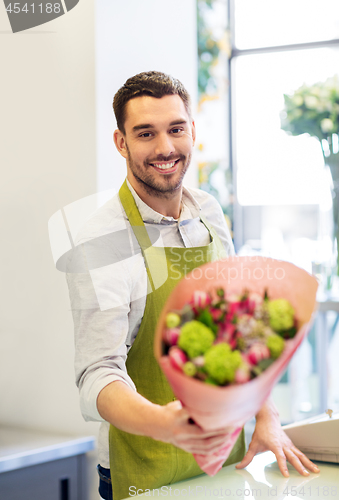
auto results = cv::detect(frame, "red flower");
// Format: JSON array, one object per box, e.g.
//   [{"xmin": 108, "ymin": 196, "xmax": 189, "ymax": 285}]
[
  {"xmin": 191, "ymin": 290, "xmax": 211, "ymax": 309},
  {"xmin": 163, "ymin": 328, "xmax": 180, "ymax": 346},
  {"xmin": 247, "ymin": 343, "xmax": 270, "ymax": 365},
  {"xmin": 217, "ymin": 322, "xmax": 237, "ymax": 344},
  {"xmin": 168, "ymin": 346, "xmax": 187, "ymax": 370}
]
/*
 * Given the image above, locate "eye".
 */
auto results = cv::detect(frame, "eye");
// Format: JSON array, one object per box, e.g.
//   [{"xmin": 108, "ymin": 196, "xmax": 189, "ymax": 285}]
[
  {"xmin": 139, "ymin": 132, "xmax": 153, "ymax": 138},
  {"xmin": 170, "ymin": 128, "xmax": 183, "ymax": 134}
]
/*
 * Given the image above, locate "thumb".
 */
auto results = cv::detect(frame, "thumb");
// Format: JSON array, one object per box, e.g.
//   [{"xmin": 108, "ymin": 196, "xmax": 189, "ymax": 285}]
[
  {"xmin": 167, "ymin": 400, "xmax": 183, "ymax": 410},
  {"xmin": 235, "ymin": 447, "xmax": 256, "ymax": 469}
]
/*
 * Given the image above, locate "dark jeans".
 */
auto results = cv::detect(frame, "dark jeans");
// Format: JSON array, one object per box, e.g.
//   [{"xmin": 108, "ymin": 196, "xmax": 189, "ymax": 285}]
[{"xmin": 97, "ymin": 464, "xmax": 113, "ymax": 500}]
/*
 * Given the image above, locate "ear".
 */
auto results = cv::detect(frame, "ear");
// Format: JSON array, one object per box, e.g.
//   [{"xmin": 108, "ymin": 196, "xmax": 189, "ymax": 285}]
[
  {"xmin": 191, "ymin": 120, "xmax": 196, "ymax": 146},
  {"xmin": 113, "ymin": 129, "xmax": 128, "ymax": 159}
]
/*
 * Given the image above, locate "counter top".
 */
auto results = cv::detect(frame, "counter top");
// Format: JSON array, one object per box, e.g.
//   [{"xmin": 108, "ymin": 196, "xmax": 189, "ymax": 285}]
[
  {"xmin": 129, "ymin": 452, "xmax": 339, "ymax": 499},
  {"xmin": 0, "ymin": 426, "xmax": 95, "ymax": 473},
  {"xmin": 317, "ymin": 298, "xmax": 339, "ymax": 312}
]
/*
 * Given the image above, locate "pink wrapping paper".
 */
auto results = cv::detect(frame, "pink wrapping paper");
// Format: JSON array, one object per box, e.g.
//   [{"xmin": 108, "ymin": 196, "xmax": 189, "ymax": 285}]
[{"xmin": 154, "ymin": 257, "xmax": 318, "ymax": 476}]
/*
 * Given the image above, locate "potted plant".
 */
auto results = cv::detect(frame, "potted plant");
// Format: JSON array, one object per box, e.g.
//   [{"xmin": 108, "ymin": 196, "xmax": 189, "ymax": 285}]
[{"xmin": 281, "ymin": 75, "xmax": 339, "ymax": 277}]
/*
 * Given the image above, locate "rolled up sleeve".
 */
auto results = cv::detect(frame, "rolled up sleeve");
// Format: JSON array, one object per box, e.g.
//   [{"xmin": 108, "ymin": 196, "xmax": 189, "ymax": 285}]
[{"xmin": 66, "ymin": 261, "xmax": 140, "ymax": 423}]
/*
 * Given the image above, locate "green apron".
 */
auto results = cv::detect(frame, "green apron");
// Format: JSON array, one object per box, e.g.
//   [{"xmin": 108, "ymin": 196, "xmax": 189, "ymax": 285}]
[{"xmin": 109, "ymin": 180, "xmax": 245, "ymax": 499}]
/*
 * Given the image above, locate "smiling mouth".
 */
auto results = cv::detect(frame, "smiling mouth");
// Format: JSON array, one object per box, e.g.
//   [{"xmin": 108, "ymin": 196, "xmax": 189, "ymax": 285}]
[{"xmin": 149, "ymin": 159, "xmax": 180, "ymax": 170}]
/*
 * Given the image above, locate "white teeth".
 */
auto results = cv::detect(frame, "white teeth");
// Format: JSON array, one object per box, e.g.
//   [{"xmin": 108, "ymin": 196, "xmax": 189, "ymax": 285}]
[{"xmin": 152, "ymin": 161, "xmax": 176, "ymax": 170}]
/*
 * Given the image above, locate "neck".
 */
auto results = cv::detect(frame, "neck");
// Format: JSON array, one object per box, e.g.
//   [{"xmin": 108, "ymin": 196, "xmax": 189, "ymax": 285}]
[{"xmin": 127, "ymin": 173, "xmax": 183, "ymax": 219}]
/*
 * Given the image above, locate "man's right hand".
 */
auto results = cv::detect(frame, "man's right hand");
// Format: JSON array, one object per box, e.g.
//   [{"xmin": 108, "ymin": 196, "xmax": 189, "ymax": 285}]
[
  {"xmin": 152, "ymin": 400, "xmax": 234, "ymax": 456},
  {"xmin": 98, "ymin": 382, "xmax": 233, "ymax": 457}
]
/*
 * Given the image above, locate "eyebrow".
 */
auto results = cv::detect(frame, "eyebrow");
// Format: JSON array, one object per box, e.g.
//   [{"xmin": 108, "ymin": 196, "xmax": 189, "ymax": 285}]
[{"xmin": 132, "ymin": 120, "xmax": 188, "ymax": 132}]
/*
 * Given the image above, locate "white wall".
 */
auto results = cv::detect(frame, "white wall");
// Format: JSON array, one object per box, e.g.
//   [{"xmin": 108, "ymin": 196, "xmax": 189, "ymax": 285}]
[
  {"xmin": 95, "ymin": 0, "xmax": 198, "ymax": 193},
  {"xmin": 0, "ymin": 2, "xmax": 100, "ymax": 498},
  {"xmin": 0, "ymin": 0, "xmax": 98, "ymax": 433},
  {"xmin": 0, "ymin": 1, "xmax": 198, "ymax": 499}
]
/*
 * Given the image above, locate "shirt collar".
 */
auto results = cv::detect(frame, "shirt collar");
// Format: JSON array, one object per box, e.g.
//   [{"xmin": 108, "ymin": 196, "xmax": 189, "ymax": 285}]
[{"xmin": 125, "ymin": 178, "xmax": 201, "ymax": 223}]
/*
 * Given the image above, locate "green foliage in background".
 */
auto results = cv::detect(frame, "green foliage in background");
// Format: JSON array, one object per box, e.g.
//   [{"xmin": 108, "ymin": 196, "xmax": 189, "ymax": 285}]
[
  {"xmin": 197, "ymin": 0, "xmax": 234, "ymax": 231},
  {"xmin": 281, "ymin": 76, "xmax": 339, "ymax": 275},
  {"xmin": 197, "ymin": 0, "xmax": 221, "ymax": 99},
  {"xmin": 281, "ymin": 76, "xmax": 339, "ymax": 144}
]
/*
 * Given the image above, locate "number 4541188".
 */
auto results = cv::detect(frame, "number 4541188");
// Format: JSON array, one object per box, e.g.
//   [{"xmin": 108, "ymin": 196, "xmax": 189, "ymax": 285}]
[
  {"xmin": 6, "ymin": 3, "xmax": 61, "ymax": 14},
  {"xmin": 282, "ymin": 486, "xmax": 338, "ymax": 497}
]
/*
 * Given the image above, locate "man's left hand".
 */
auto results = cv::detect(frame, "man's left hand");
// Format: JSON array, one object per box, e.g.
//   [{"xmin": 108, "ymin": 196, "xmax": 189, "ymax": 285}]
[{"xmin": 235, "ymin": 399, "xmax": 320, "ymax": 477}]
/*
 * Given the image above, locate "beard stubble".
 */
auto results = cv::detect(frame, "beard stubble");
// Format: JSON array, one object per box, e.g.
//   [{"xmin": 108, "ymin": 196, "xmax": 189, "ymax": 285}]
[{"xmin": 126, "ymin": 144, "xmax": 191, "ymax": 200}]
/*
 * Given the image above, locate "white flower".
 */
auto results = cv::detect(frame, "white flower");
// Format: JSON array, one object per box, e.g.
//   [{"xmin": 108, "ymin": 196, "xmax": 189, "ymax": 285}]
[
  {"xmin": 237, "ymin": 314, "xmax": 257, "ymax": 336},
  {"xmin": 291, "ymin": 109, "xmax": 303, "ymax": 119},
  {"xmin": 292, "ymin": 94, "xmax": 303, "ymax": 106},
  {"xmin": 321, "ymin": 118, "xmax": 334, "ymax": 133},
  {"xmin": 312, "ymin": 87, "xmax": 321, "ymax": 97},
  {"xmin": 316, "ymin": 99, "xmax": 327, "ymax": 113},
  {"xmin": 305, "ymin": 95, "xmax": 319, "ymax": 109}
]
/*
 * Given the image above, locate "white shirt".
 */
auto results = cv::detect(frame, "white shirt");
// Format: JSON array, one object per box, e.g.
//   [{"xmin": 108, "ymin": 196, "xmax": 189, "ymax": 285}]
[{"xmin": 66, "ymin": 179, "xmax": 234, "ymax": 467}]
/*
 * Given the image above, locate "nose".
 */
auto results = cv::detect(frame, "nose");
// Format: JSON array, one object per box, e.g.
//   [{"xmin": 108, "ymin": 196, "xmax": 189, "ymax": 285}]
[{"xmin": 154, "ymin": 133, "xmax": 175, "ymax": 158}]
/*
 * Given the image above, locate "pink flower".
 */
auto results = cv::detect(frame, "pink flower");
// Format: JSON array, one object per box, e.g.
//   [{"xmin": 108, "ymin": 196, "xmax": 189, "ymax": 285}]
[
  {"xmin": 247, "ymin": 343, "xmax": 270, "ymax": 365},
  {"xmin": 248, "ymin": 292, "xmax": 263, "ymax": 309},
  {"xmin": 192, "ymin": 290, "xmax": 211, "ymax": 309},
  {"xmin": 211, "ymin": 308, "xmax": 224, "ymax": 322},
  {"xmin": 217, "ymin": 323, "xmax": 237, "ymax": 344},
  {"xmin": 235, "ymin": 365, "xmax": 251, "ymax": 383},
  {"xmin": 228, "ymin": 301, "xmax": 244, "ymax": 316},
  {"xmin": 227, "ymin": 293, "xmax": 253, "ymax": 316},
  {"xmin": 168, "ymin": 346, "xmax": 187, "ymax": 370},
  {"xmin": 163, "ymin": 328, "xmax": 180, "ymax": 346}
]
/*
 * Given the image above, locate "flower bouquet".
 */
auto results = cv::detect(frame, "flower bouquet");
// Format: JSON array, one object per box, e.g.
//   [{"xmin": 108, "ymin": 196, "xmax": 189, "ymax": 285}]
[{"xmin": 154, "ymin": 257, "xmax": 318, "ymax": 476}]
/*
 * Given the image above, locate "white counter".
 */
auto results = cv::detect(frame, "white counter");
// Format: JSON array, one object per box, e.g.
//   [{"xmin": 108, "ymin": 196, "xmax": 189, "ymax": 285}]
[
  {"xmin": 0, "ymin": 426, "xmax": 95, "ymax": 500},
  {"xmin": 128, "ymin": 452, "xmax": 339, "ymax": 500},
  {"xmin": 0, "ymin": 425, "xmax": 95, "ymax": 473}
]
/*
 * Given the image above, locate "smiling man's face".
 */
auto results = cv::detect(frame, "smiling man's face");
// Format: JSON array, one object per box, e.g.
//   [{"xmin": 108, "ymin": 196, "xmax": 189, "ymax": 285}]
[{"xmin": 114, "ymin": 94, "xmax": 195, "ymax": 199}]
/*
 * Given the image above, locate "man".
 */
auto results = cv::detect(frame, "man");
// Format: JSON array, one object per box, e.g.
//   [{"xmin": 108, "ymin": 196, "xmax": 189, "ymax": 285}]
[{"xmin": 67, "ymin": 72, "xmax": 319, "ymax": 500}]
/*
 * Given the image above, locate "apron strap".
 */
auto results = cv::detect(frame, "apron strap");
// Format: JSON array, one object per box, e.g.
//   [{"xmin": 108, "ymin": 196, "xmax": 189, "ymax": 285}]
[
  {"xmin": 119, "ymin": 180, "xmax": 157, "ymax": 291},
  {"xmin": 199, "ymin": 213, "xmax": 217, "ymax": 240},
  {"xmin": 119, "ymin": 179, "xmax": 152, "ymax": 250}
]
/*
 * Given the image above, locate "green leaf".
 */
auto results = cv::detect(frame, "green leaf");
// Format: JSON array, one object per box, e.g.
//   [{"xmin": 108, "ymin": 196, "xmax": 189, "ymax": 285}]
[{"xmin": 196, "ymin": 309, "xmax": 218, "ymax": 335}]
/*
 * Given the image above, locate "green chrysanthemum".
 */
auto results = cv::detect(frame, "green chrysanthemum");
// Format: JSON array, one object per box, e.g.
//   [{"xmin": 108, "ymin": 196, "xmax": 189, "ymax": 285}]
[
  {"xmin": 204, "ymin": 343, "xmax": 242, "ymax": 385},
  {"xmin": 178, "ymin": 321, "xmax": 214, "ymax": 359},
  {"xmin": 266, "ymin": 334, "xmax": 285, "ymax": 359},
  {"xmin": 268, "ymin": 299, "xmax": 294, "ymax": 332}
]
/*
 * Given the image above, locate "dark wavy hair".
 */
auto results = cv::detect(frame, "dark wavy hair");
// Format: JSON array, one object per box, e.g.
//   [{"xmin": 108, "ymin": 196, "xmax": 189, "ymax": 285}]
[{"xmin": 113, "ymin": 71, "xmax": 192, "ymax": 134}]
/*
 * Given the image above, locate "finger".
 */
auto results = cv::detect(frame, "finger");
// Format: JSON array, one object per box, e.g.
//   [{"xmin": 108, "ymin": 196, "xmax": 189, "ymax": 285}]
[
  {"xmin": 184, "ymin": 425, "xmax": 231, "ymax": 439},
  {"xmin": 235, "ymin": 447, "xmax": 257, "ymax": 469},
  {"xmin": 168, "ymin": 400, "xmax": 183, "ymax": 411},
  {"xmin": 284, "ymin": 448, "xmax": 309, "ymax": 477},
  {"xmin": 291, "ymin": 447, "xmax": 320, "ymax": 473},
  {"xmin": 273, "ymin": 449, "xmax": 290, "ymax": 478}
]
